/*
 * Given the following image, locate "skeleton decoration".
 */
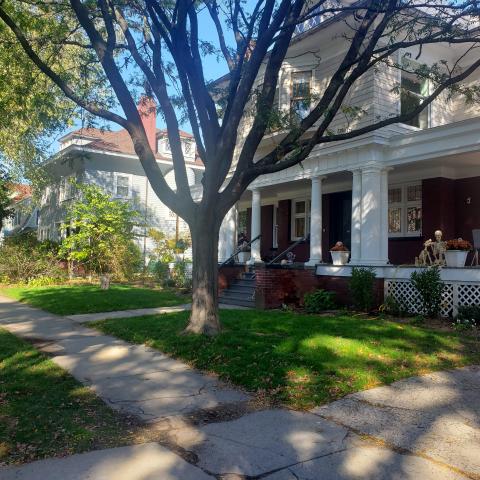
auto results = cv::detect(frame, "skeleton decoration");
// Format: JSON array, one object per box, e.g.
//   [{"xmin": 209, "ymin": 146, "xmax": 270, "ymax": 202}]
[{"xmin": 415, "ymin": 230, "xmax": 447, "ymax": 266}]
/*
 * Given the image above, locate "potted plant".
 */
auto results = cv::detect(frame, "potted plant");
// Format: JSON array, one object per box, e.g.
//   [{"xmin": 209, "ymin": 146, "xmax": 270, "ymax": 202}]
[
  {"xmin": 330, "ymin": 241, "xmax": 350, "ymax": 265},
  {"xmin": 445, "ymin": 238, "xmax": 472, "ymax": 267}
]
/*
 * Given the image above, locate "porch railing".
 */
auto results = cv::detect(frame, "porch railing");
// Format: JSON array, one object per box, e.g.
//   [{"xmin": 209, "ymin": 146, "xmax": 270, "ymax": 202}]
[
  {"xmin": 267, "ymin": 234, "xmax": 310, "ymax": 266},
  {"xmin": 219, "ymin": 234, "xmax": 262, "ymax": 267}
]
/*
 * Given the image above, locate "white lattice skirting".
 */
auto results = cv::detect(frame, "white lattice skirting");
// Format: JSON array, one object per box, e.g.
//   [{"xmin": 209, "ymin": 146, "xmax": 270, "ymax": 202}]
[{"xmin": 385, "ymin": 280, "xmax": 480, "ymax": 317}]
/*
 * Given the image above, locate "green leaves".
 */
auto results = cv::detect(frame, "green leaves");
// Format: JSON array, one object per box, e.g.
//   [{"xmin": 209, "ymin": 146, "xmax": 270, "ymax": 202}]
[{"xmin": 59, "ymin": 183, "xmax": 140, "ymax": 276}]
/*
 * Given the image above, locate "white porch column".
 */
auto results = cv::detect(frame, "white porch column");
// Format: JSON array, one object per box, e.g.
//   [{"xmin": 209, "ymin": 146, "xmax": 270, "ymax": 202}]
[
  {"xmin": 380, "ymin": 169, "xmax": 390, "ymax": 264},
  {"xmin": 218, "ymin": 205, "xmax": 237, "ymax": 263},
  {"xmin": 248, "ymin": 188, "xmax": 262, "ymax": 264},
  {"xmin": 350, "ymin": 169, "xmax": 362, "ymax": 264},
  {"xmin": 306, "ymin": 176, "xmax": 325, "ymax": 266},
  {"xmin": 359, "ymin": 163, "xmax": 389, "ymax": 266}
]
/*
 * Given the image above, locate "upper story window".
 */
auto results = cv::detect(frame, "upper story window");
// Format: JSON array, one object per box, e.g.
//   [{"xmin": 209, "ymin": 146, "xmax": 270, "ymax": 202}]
[
  {"xmin": 115, "ymin": 174, "xmax": 130, "ymax": 198},
  {"xmin": 291, "ymin": 198, "xmax": 311, "ymax": 240},
  {"xmin": 400, "ymin": 70, "xmax": 430, "ymax": 129},
  {"xmin": 41, "ymin": 186, "xmax": 52, "ymax": 206},
  {"xmin": 291, "ymin": 71, "xmax": 312, "ymax": 121},
  {"xmin": 60, "ymin": 177, "xmax": 76, "ymax": 202},
  {"xmin": 388, "ymin": 183, "xmax": 422, "ymax": 237},
  {"xmin": 183, "ymin": 141, "xmax": 193, "ymax": 155}
]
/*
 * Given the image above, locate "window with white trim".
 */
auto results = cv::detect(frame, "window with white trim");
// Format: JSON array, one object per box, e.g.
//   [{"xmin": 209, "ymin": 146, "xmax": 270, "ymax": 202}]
[
  {"xmin": 400, "ymin": 58, "xmax": 430, "ymax": 129},
  {"xmin": 60, "ymin": 177, "xmax": 76, "ymax": 202},
  {"xmin": 115, "ymin": 174, "xmax": 130, "ymax": 198},
  {"xmin": 291, "ymin": 198, "xmax": 311, "ymax": 240},
  {"xmin": 183, "ymin": 141, "xmax": 193, "ymax": 155},
  {"xmin": 388, "ymin": 183, "xmax": 422, "ymax": 237},
  {"xmin": 291, "ymin": 71, "xmax": 312, "ymax": 121}
]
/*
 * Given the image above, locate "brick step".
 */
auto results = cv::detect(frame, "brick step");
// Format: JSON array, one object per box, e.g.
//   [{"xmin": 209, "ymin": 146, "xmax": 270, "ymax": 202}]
[{"xmin": 227, "ymin": 284, "xmax": 256, "ymax": 294}]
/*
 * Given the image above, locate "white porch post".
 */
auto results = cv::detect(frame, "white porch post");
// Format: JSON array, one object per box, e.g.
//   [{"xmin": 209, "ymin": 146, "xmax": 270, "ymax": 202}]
[
  {"xmin": 218, "ymin": 205, "xmax": 237, "ymax": 263},
  {"xmin": 380, "ymin": 169, "xmax": 390, "ymax": 264},
  {"xmin": 350, "ymin": 169, "xmax": 362, "ymax": 264},
  {"xmin": 359, "ymin": 163, "xmax": 389, "ymax": 266},
  {"xmin": 248, "ymin": 188, "xmax": 262, "ymax": 264},
  {"xmin": 306, "ymin": 176, "xmax": 325, "ymax": 266}
]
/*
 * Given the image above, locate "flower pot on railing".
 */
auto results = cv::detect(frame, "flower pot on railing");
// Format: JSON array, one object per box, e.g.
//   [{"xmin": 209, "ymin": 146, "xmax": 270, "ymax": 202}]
[
  {"xmin": 445, "ymin": 238, "xmax": 472, "ymax": 268},
  {"xmin": 330, "ymin": 241, "xmax": 350, "ymax": 265},
  {"xmin": 445, "ymin": 250, "xmax": 468, "ymax": 268}
]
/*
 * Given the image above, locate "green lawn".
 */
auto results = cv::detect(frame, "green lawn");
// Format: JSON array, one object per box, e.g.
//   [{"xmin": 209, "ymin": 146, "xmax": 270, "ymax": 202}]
[
  {"xmin": 92, "ymin": 310, "xmax": 480, "ymax": 409},
  {"xmin": 0, "ymin": 328, "xmax": 138, "ymax": 464},
  {"xmin": 0, "ymin": 284, "xmax": 188, "ymax": 315}
]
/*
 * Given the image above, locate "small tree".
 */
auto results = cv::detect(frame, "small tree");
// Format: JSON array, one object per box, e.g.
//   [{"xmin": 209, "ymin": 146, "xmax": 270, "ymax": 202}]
[{"xmin": 59, "ymin": 183, "xmax": 140, "ymax": 283}]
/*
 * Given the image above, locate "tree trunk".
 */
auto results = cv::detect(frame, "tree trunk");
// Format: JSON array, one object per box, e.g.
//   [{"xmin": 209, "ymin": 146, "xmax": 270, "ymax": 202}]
[{"xmin": 184, "ymin": 219, "xmax": 221, "ymax": 335}]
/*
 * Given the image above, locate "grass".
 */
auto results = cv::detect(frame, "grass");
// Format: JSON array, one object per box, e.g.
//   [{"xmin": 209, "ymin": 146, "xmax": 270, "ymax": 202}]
[
  {"xmin": 92, "ymin": 310, "xmax": 480, "ymax": 409},
  {"xmin": 0, "ymin": 284, "xmax": 188, "ymax": 315},
  {"xmin": 0, "ymin": 328, "xmax": 139, "ymax": 465}
]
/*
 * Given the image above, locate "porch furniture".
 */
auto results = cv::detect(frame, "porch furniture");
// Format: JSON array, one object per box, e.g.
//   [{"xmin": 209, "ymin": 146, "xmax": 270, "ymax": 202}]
[{"xmin": 472, "ymin": 229, "xmax": 480, "ymax": 266}]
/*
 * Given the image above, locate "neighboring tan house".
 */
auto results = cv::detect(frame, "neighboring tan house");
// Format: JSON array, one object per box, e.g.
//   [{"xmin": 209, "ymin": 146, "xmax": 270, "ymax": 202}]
[
  {"xmin": 217, "ymin": 8, "xmax": 480, "ymax": 313},
  {"xmin": 37, "ymin": 98, "xmax": 204, "ymax": 260},
  {"xmin": 0, "ymin": 184, "xmax": 38, "ymax": 243}
]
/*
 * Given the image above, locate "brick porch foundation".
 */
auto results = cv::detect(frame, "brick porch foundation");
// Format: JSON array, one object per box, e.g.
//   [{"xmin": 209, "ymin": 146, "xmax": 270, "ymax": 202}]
[{"xmin": 254, "ymin": 264, "xmax": 384, "ymax": 309}]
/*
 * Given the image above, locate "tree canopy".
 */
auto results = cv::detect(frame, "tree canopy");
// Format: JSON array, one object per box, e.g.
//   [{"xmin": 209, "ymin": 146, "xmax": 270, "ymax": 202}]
[{"xmin": 1, "ymin": 1, "xmax": 480, "ymax": 333}]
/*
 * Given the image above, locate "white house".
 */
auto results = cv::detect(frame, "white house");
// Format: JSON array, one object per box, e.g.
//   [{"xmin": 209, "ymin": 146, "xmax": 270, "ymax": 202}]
[
  {"xmin": 0, "ymin": 184, "xmax": 38, "ymax": 244},
  {"xmin": 217, "ymin": 8, "xmax": 480, "ymax": 313},
  {"xmin": 37, "ymin": 98, "xmax": 204, "ymax": 260}
]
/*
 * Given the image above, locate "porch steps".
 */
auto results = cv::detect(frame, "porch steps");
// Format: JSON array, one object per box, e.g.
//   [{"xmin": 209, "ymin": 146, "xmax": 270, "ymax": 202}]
[{"xmin": 219, "ymin": 269, "xmax": 256, "ymax": 308}]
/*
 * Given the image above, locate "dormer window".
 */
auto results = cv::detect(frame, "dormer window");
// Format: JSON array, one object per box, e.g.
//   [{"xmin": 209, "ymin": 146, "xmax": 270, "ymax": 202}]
[{"xmin": 291, "ymin": 71, "xmax": 312, "ymax": 121}]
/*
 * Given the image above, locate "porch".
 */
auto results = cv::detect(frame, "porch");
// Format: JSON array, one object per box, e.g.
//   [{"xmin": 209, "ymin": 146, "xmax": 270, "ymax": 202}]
[{"xmin": 217, "ymin": 122, "xmax": 480, "ymax": 312}]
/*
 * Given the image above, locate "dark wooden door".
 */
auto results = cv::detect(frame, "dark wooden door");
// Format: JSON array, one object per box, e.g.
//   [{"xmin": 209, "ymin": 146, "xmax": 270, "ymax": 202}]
[{"xmin": 329, "ymin": 191, "xmax": 352, "ymax": 250}]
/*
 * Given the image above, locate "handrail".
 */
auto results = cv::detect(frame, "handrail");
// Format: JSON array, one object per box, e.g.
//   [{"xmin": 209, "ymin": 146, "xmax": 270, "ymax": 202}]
[
  {"xmin": 267, "ymin": 234, "xmax": 310, "ymax": 266},
  {"xmin": 219, "ymin": 234, "xmax": 262, "ymax": 267}
]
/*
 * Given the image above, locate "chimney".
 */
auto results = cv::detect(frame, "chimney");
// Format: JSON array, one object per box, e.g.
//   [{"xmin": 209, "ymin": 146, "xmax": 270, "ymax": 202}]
[{"xmin": 138, "ymin": 96, "xmax": 157, "ymax": 152}]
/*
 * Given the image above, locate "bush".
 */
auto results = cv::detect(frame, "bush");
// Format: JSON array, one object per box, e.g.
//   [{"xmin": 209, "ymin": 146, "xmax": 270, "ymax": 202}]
[
  {"xmin": 304, "ymin": 289, "xmax": 336, "ymax": 313},
  {"xmin": 171, "ymin": 261, "xmax": 192, "ymax": 290},
  {"xmin": 151, "ymin": 261, "xmax": 170, "ymax": 286},
  {"xmin": 349, "ymin": 267, "xmax": 376, "ymax": 312},
  {"xmin": 410, "ymin": 266, "xmax": 444, "ymax": 318},
  {"xmin": 380, "ymin": 294, "xmax": 407, "ymax": 317},
  {"xmin": 0, "ymin": 233, "xmax": 66, "ymax": 284},
  {"xmin": 453, "ymin": 305, "xmax": 480, "ymax": 330},
  {"xmin": 108, "ymin": 240, "xmax": 143, "ymax": 282},
  {"xmin": 27, "ymin": 276, "xmax": 63, "ymax": 287}
]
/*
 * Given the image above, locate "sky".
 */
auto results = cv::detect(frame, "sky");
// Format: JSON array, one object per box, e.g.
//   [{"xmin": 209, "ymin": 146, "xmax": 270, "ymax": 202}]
[{"xmin": 54, "ymin": 4, "xmax": 236, "ymax": 150}]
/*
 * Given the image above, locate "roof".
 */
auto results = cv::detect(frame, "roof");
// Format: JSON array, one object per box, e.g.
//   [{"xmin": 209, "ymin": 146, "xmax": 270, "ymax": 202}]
[
  {"xmin": 9, "ymin": 184, "xmax": 32, "ymax": 202},
  {"xmin": 60, "ymin": 127, "xmax": 200, "ymax": 164}
]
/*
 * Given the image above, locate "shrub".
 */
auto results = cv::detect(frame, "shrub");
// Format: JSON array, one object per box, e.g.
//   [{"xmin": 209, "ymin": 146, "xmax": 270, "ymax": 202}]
[
  {"xmin": 151, "ymin": 261, "xmax": 171, "ymax": 286},
  {"xmin": 108, "ymin": 240, "xmax": 143, "ymax": 281},
  {"xmin": 349, "ymin": 267, "xmax": 376, "ymax": 312},
  {"xmin": 0, "ymin": 233, "xmax": 66, "ymax": 284},
  {"xmin": 410, "ymin": 266, "xmax": 444, "ymax": 318},
  {"xmin": 304, "ymin": 289, "xmax": 336, "ymax": 313},
  {"xmin": 27, "ymin": 276, "xmax": 63, "ymax": 287},
  {"xmin": 454, "ymin": 305, "xmax": 480, "ymax": 330},
  {"xmin": 171, "ymin": 261, "xmax": 192, "ymax": 290},
  {"xmin": 379, "ymin": 294, "xmax": 407, "ymax": 317}
]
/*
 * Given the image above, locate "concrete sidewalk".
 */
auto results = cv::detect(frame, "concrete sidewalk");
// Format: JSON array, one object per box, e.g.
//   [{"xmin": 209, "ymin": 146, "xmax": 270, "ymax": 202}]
[
  {"xmin": 66, "ymin": 302, "xmax": 248, "ymax": 323},
  {"xmin": 1, "ymin": 295, "xmax": 479, "ymax": 480}
]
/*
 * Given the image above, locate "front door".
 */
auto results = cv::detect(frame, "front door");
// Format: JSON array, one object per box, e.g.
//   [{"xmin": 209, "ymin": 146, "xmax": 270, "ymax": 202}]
[{"xmin": 329, "ymin": 191, "xmax": 352, "ymax": 250}]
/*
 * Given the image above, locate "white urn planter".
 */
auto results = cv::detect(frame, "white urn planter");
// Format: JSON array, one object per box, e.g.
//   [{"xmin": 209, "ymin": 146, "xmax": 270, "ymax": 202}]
[
  {"xmin": 330, "ymin": 250, "xmax": 350, "ymax": 266},
  {"xmin": 237, "ymin": 251, "xmax": 251, "ymax": 264},
  {"xmin": 445, "ymin": 250, "xmax": 468, "ymax": 268}
]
